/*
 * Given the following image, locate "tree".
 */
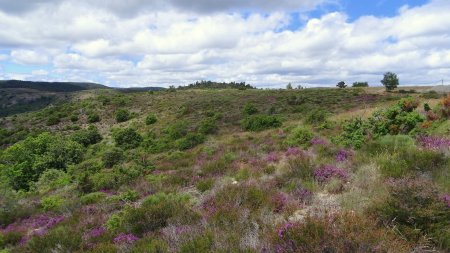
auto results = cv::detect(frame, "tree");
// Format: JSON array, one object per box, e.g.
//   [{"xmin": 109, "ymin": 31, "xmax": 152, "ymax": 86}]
[
  {"xmin": 381, "ymin": 72, "xmax": 399, "ymax": 91},
  {"xmin": 336, "ymin": 81, "xmax": 347, "ymax": 88},
  {"xmin": 286, "ymin": 83, "xmax": 293, "ymax": 90}
]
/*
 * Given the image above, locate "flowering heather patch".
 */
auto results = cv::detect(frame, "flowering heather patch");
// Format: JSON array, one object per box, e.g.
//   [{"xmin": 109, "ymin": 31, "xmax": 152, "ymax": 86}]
[
  {"xmin": 113, "ymin": 233, "xmax": 139, "ymax": 244},
  {"xmin": 266, "ymin": 152, "xmax": 279, "ymax": 163},
  {"xmin": 1, "ymin": 214, "xmax": 65, "ymax": 244},
  {"xmin": 335, "ymin": 149, "xmax": 352, "ymax": 162},
  {"xmin": 441, "ymin": 194, "xmax": 450, "ymax": 208},
  {"xmin": 311, "ymin": 137, "xmax": 327, "ymax": 146},
  {"xmin": 313, "ymin": 165, "xmax": 349, "ymax": 184},
  {"xmin": 272, "ymin": 192, "xmax": 288, "ymax": 213},
  {"xmin": 285, "ymin": 147, "xmax": 301, "ymax": 157},
  {"xmin": 292, "ymin": 186, "xmax": 313, "ymax": 204},
  {"xmin": 417, "ymin": 135, "xmax": 450, "ymax": 150},
  {"xmin": 83, "ymin": 227, "xmax": 106, "ymax": 240}
]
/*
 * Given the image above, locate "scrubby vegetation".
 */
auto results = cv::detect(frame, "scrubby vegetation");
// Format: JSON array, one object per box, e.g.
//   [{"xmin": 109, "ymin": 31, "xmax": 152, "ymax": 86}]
[{"xmin": 0, "ymin": 86, "xmax": 449, "ymax": 252}]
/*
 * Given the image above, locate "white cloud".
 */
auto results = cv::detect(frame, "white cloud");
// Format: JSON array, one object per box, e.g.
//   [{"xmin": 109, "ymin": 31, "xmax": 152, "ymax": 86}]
[
  {"xmin": 10, "ymin": 50, "xmax": 49, "ymax": 65},
  {"xmin": 0, "ymin": 0, "xmax": 449, "ymax": 87},
  {"xmin": 0, "ymin": 54, "xmax": 8, "ymax": 61},
  {"xmin": 31, "ymin": 69, "xmax": 49, "ymax": 76}
]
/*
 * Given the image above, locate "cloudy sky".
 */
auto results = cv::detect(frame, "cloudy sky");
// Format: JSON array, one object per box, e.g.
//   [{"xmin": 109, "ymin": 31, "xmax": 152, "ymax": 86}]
[{"xmin": 0, "ymin": 0, "xmax": 449, "ymax": 88}]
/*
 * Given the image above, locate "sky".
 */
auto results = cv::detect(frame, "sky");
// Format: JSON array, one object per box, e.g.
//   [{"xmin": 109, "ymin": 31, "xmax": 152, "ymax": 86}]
[{"xmin": 0, "ymin": 0, "xmax": 449, "ymax": 88}]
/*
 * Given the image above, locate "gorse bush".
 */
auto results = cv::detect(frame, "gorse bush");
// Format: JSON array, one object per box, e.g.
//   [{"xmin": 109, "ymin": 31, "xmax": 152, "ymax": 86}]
[
  {"xmin": 304, "ymin": 108, "xmax": 328, "ymax": 125},
  {"xmin": 241, "ymin": 115, "xmax": 282, "ymax": 131},
  {"xmin": 112, "ymin": 128, "xmax": 143, "ymax": 149}
]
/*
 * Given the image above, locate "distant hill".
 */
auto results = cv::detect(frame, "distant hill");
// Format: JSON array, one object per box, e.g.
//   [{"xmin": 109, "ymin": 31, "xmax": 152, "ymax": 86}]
[{"xmin": 0, "ymin": 80, "xmax": 108, "ymax": 92}]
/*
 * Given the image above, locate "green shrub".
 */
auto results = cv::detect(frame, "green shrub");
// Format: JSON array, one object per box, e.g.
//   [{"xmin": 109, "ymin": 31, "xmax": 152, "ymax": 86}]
[
  {"xmin": 71, "ymin": 125, "xmax": 102, "ymax": 147},
  {"xmin": 106, "ymin": 213, "xmax": 123, "ymax": 231},
  {"xmin": 180, "ymin": 232, "xmax": 214, "ymax": 253},
  {"xmin": 198, "ymin": 118, "xmax": 218, "ymax": 135},
  {"xmin": 352, "ymin": 82, "xmax": 369, "ymax": 87},
  {"xmin": 46, "ymin": 115, "xmax": 60, "ymax": 126},
  {"xmin": 112, "ymin": 128, "xmax": 143, "ymax": 149},
  {"xmin": 285, "ymin": 126, "xmax": 314, "ymax": 147},
  {"xmin": 335, "ymin": 118, "xmax": 369, "ymax": 149},
  {"xmin": 243, "ymin": 103, "xmax": 258, "ymax": 115},
  {"xmin": 87, "ymin": 113, "xmax": 100, "ymax": 123},
  {"xmin": 130, "ymin": 238, "xmax": 169, "ymax": 253},
  {"xmin": 80, "ymin": 192, "xmax": 107, "ymax": 205},
  {"xmin": 34, "ymin": 169, "xmax": 70, "ymax": 193},
  {"xmin": 102, "ymin": 147, "xmax": 125, "ymax": 168},
  {"xmin": 1, "ymin": 133, "xmax": 84, "ymax": 191},
  {"xmin": 41, "ymin": 195, "xmax": 65, "ymax": 211},
  {"xmin": 70, "ymin": 114, "xmax": 79, "ymax": 122},
  {"xmin": 241, "ymin": 115, "xmax": 282, "ymax": 131},
  {"xmin": 305, "ymin": 109, "xmax": 328, "ymax": 125},
  {"xmin": 145, "ymin": 113, "xmax": 158, "ymax": 125},
  {"xmin": 370, "ymin": 178, "xmax": 449, "ymax": 249},
  {"xmin": 163, "ymin": 121, "xmax": 188, "ymax": 140},
  {"xmin": 0, "ymin": 231, "xmax": 22, "ymax": 248},
  {"xmin": 176, "ymin": 133, "xmax": 205, "ymax": 150},
  {"xmin": 196, "ymin": 178, "xmax": 215, "ymax": 192},
  {"xmin": 115, "ymin": 108, "xmax": 131, "ymax": 123},
  {"xmin": 27, "ymin": 226, "xmax": 82, "ymax": 253},
  {"xmin": 121, "ymin": 193, "xmax": 198, "ymax": 236},
  {"xmin": 119, "ymin": 190, "xmax": 139, "ymax": 202}
]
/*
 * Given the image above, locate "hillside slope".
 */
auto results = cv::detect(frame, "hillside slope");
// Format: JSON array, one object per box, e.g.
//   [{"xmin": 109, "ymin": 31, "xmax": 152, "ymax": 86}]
[{"xmin": 0, "ymin": 87, "xmax": 449, "ymax": 252}]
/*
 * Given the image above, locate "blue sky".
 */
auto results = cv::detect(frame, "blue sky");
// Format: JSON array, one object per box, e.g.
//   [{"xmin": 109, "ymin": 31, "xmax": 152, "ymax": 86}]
[{"xmin": 0, "ymin": 0, "xmax": 449, "ymax": 87}]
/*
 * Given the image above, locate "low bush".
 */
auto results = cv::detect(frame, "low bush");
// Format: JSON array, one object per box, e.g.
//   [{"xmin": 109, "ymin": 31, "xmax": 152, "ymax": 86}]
[
  {"xmin": 163, "ymin": 121, "xmax": 188, "ymax": 140},
  {"xmin": 41, "ymin": 195, "xmax": 65, "ymax": 211},
  {"xmin": 80, "ymin": 192, "xmax": 107, "ymax": 205},
  {"xmin": 130, "ymin": 238, "xmax": 168, "ymax": 253},
  {"xmin": 175, "ymin": 133, "xmax": 205, "ymax": 150},
  {"xmin": 336, "ymin": 118, "xmax": 369, "ymax": 149},
  {"xmin": 46, "ymin": 115, "xmax": 60, "ymax": 126},
  {"xmin": 180, "ymin": 232, "xmax": 214, "ymax": 253},
  {"xmin": 120, "ymin": 193, "xmax": 198, "ymax": 236},
  {"xmin": 198, "ymin": 118, "xmax": 218, "ymax": 135},
  {"xmin": 112, "ymin": 128, "xmax": 143, "ymax": 149},
  {"xmin": 243, "ymin": 102, "xmax": 258, "ymax": 115},
  {"xmin": 304, "ymin": 109, "xmax": 328, "ymax": 125},
  {"xmin": 115, "ymin": 108, "xmax": 131, "ymax": 123},
  {"xmin": 285, "ymin": 126, "xmax": 314, "ymax": 147},
  {"xmin": 272, "ymin": 213, "xmax": 412, "ymax": 252},
  {"xmin": 87, "ymin": 113, "xmax": 100, "ymax": 123},
  {"xmin": 102, "ymin": 148, "xmax": 125, "ymax": 168},
  {"xmin": 71, "ymin": 125, "xmax": 102, "ymax": 147},
  {"xmin": 370, "ymin": 178, "xmax": 449, "ymax": 249},
  {"xmin": 34, "ymin": 169, "xmax": 70, "ymax": 193},
  {"xmin": 241, "ymin": 115, "xmax": 282, "ymax": 131},
  {"xmin": 145, "ymin": 113, "xmax": 157, "ymax": 125}
]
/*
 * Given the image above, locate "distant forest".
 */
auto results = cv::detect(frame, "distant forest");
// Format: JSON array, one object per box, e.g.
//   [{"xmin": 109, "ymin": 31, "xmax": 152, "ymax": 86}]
[{"xmin": 179, "ymin": 80, "xmax": 255, "ymax": 90}]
